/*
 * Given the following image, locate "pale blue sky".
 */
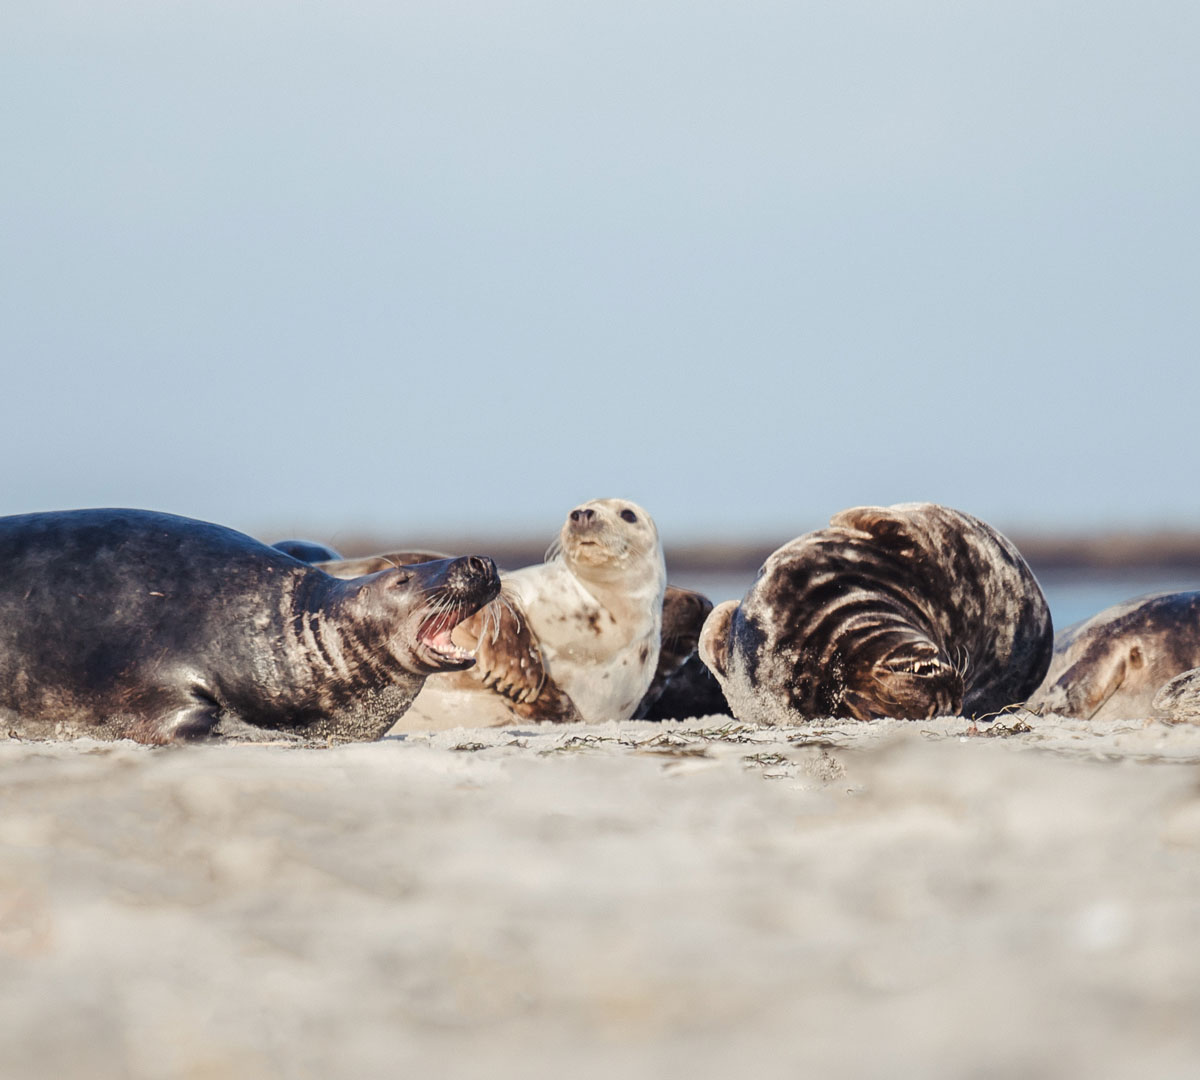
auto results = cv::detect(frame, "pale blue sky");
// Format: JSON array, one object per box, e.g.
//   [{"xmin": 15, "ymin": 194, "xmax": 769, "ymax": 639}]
[{"xmin": 3, "ymin": 1, "xmax": 1197, "ymax": 545}]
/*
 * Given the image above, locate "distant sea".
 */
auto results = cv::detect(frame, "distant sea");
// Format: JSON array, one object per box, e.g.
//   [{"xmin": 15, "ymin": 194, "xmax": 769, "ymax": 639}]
[
  {"xmin": 328, "ymin": 530, "xmax": 1200, "ymax": 635},
  {"xmin": 669, "ymin": 568, "xmax": 1200, "ymax": 633}
]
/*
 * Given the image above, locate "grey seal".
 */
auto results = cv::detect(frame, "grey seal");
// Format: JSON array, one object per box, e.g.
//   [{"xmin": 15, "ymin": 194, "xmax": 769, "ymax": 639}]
[
  {"xmin": 0, "ymin": 509, "xmax": 500, "ymax": 743},
  {"xmin": 698, "ymin": 503, "xmax": 1053, "ymax": 723},
  {"xmin": 1029, "ymin": 591, "xmax": 1200, "ymax": 721}
]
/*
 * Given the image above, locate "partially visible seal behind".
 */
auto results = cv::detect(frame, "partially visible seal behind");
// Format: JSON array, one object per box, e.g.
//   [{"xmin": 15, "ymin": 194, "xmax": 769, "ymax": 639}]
[
  {"xmin": 1153, "ymin": 666, "xmax": 1200, "ymax": 723},
  {"xmin": 384, "ymin": 498, "xmax": 667, "ymax": 731},
  {"xmin": 634, "ymin": 587, "xmax": 731, "ymax": 720},
  {"xmin": 638, "ymin": 654, "xmax": 731, "ymax": 720},
  {"xmin": 0, "ymin": 509, "xmax": 500, "ymax": 744},
  {"xmin": 1028, "ymin": 592, "xmax": 1200, "ymax": 721},
  {"xmin": 272, "ymin": 538, "xmax": 343, "ymax": 563},
  {"xmin": 698, "ymin": 503, "xmax": 1053, "ymax": 724}
]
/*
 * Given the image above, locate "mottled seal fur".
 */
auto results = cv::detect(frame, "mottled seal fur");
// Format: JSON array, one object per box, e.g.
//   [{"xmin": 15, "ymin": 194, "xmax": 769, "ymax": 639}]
[
  {"xmin": 0, "ymin": 509, "xmax": 500, "ymax": 743},
  {"xmin": 699, "ymin": 503, "xmax": 1053, "ymax": 723},
  {"xmin": 1153, "ymin": 666, "xmax": 1200, "ymax": 723},
  {"xmin": 387, "ymin": 498, "xmax": 667, "ymax": 731},
  {"xmin": 1029, "ymin": 591, "xmax": 1200, "ymax": 721}
]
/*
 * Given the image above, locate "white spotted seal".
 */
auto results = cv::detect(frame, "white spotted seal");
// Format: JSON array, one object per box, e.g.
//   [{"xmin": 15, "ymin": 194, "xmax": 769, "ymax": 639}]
[
  {"xmin": 1028, "ymin": 591, "xmax": 1200, "ymax": 721},
  {"xmin": 0, "ymin": 509, "xmax": 500, "ymax": 744},
  {"xmin": 382, "ymin": 498, "xmax": 667, "ymax": 731},
  {"xmin": 698, "ymin": 503, "xmax": 1053, "ymax": 723}
]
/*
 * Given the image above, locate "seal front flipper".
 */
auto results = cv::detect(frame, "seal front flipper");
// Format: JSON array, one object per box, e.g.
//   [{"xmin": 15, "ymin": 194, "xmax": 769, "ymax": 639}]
[
  {"xmin": 506, "ymin": 676, "xmax": 583, "ymax": 724},
  {"xmin": 149, "ymin": 688, "xmax": 224, "ymax": 743},
  {"xmin": 1030, "ymin": 642, "xmax": 1140, "ymax": 719},
  {"xmin": 828, "ymin": 505, "xmax": 930, "ymax": 563},
  {"xmin": 458, "ymin": 591, "xmax": 547, "ymax": 704}
]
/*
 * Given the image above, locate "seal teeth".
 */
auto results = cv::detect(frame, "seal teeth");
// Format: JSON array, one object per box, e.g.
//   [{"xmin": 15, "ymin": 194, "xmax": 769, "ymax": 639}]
[{"xmin": 416, "ymin": 606, "xmax": 480, "ymax": 665}]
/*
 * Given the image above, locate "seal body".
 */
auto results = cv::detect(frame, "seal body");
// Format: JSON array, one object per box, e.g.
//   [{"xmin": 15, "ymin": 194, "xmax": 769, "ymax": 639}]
[
  {"xmin": 699, "ymin": 503, "xmax": 1053, "ymax": 724},
  {"xmin": 0, "ymin": 509, "xmax": 499, "ymax": 743},
  {"xmin": 1029, "ymin": 591, "xmax": 1200, "ymax": 721},
  {"xmin": 391, "ymin": 498, "xmax": 667, "ymax": 731}
]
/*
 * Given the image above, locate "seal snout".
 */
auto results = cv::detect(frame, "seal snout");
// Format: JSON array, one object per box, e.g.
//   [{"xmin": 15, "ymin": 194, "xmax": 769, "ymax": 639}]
[
  {"xmin": 568, "ymin": 506, "xmax": 604, "ymax": 544},
  {"xmin": 410, "ymin": 555, "xmax": 500, "ymax": 598},
  {"xmin": 408, "ymin": 556, "xmax": 502, "ymax": 671}
]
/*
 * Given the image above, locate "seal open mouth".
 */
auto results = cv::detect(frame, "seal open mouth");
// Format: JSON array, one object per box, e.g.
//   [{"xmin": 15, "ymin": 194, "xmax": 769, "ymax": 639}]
[
  {"xmin": 416, "ymin": 605, "xmax": 479, "ymax": 669},
  {"xmin": 404, "ymin": 555, "xmax": 502, "ymax": 672}
]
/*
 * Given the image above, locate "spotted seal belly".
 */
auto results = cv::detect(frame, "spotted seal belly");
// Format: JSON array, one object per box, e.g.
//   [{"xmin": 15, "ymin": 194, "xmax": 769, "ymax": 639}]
[{"xmin": 698, "ymin": 502, "xmax": 1053, "ymax": 723}]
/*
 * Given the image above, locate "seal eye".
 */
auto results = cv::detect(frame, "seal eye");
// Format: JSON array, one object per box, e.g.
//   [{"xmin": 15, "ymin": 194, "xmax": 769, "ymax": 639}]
[{"xmin": 620, "ymin": 509, "xmax": 637, "ymax": 524}]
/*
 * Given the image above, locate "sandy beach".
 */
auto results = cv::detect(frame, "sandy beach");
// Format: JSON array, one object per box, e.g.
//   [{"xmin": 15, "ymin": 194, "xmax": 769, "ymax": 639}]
[{"xmin": 2, "ymin": 714, "xmax": 1200, "ymax": 1078}]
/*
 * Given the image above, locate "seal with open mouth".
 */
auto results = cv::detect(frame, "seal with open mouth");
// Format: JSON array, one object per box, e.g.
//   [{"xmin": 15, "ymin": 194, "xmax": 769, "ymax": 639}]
[
  {"xmin": 698, "ymin": 503, "xmax": 1053, "ymax": 723},
  {"xmin": 0, "ymin": 509, "xmax": 500, "ymax": 743}
]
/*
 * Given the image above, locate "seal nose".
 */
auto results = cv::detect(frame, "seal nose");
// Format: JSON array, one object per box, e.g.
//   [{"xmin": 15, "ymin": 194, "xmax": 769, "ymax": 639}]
[
  {"xmin": 570, "ymin": 508, "xmax": 595, "ymax": 523},
  {"xmin": 409, "ymin": 555, "xmax": 500, "ymax": 598}
]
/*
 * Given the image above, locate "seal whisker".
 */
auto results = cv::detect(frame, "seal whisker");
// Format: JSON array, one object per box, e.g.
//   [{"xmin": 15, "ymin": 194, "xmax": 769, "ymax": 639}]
[
  {"xmin": 953, "ymin": 644, "xmax": 971, "ymax": 681},
  {"xmin": 866, "ymin": 671, "xmax": 904, "ymax": 709},
  {"xmin": 497, "ymin": 591, "xmax": 521, "ymax": 634},
  {"xmin": 478, "ymin": 597, "xmax": 505, "ymax": 645},
  {"xmin": 389, "ymin": 593, "xmax": 455, "ymax": 650}
]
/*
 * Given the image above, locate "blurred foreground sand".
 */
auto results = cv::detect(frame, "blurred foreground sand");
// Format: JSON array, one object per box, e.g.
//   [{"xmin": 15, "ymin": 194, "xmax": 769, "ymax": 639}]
[{"xmin": 3, "ymin": 716, "xmax": 1200, "ymax": 1079}]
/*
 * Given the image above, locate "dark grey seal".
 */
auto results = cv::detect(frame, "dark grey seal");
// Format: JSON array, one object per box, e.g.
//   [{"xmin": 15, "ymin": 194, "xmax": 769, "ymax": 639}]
[
  {"xmin": 0, "ymin": 509, "xmax": 500, "ymax": 744},
  {"xmin": 271, "ymin": 538, "xmax": 344, "ymax": 563},
  {"xmin": 635, "ymin": 587, "xmax": 731, "ymax": 720},
  {"xmin": 1029, "ymin": 591, "xmax": 1200, "ymax": 721},
  {"xmin": 698, "ymin": 503, "xmax": 1053, "ymax": 723}
]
